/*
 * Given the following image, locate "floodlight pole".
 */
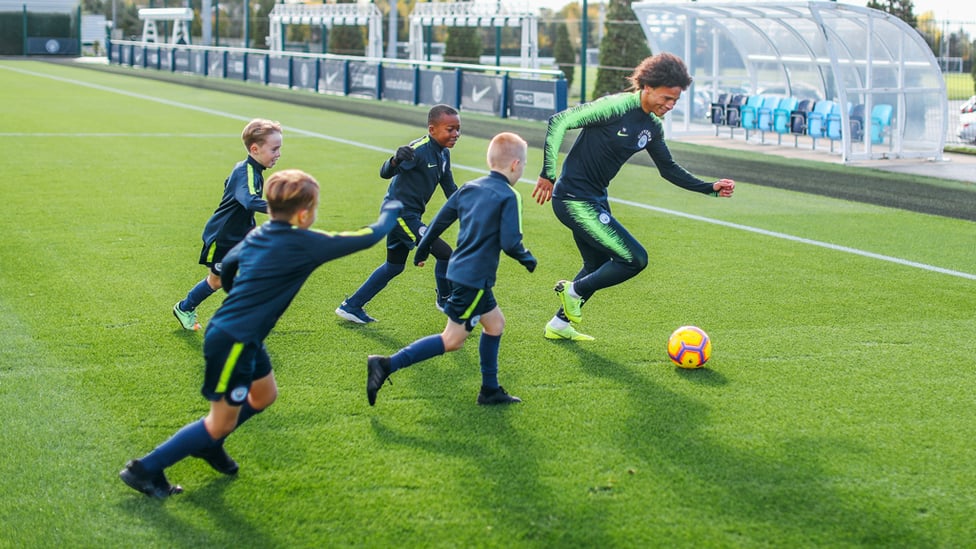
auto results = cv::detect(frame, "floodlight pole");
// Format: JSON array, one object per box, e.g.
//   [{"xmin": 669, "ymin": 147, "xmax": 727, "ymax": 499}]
[
  {"xmin": 495, "ymin": 0, "xmax": 501, "ymax": 66},
  {"xmin": 215, "ymin": 1, "xmax": 219, "ymax": 47},
  {"xmin": 244, "ymin": 0, "xmax": 249, "ymax": 49}
]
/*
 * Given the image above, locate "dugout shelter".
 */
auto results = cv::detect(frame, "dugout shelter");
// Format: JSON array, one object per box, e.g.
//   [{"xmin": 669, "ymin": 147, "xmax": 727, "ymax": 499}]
[{"xmin": 631, "ymin": 0, "xmax": 946, "ymax": 162}]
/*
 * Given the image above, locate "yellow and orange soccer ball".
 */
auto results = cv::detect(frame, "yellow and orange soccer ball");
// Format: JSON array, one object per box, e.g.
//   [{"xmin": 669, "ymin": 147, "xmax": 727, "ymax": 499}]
[{"xmin": 666, "ymin": 326, "xmax": 712, "ymax": 369}]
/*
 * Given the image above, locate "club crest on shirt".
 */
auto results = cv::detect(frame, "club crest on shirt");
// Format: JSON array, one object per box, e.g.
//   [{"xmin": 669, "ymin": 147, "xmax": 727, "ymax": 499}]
[
  {"xmin": 637, "ymin": 129, "xmax": 652, "ymax": 149},
  {"xmin": 599, "ymin": 212, "xmax": 611, "ymax": 225}
]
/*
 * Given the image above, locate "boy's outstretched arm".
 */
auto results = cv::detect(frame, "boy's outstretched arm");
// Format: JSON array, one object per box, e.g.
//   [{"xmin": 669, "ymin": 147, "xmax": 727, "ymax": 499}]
[{"xmin": 311, "ymin": 200, "xmax": 404, "ymax": 263}]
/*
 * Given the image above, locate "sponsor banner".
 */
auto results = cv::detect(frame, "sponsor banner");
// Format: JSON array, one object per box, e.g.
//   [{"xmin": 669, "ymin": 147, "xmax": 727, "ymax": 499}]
[
  {"xmin": 174, "ymin": 49, "xmax": 190, "ymax": 73},
  {"xmin": 25, "ymin": 37, "xmax": 79, "ymax": 55},
  {"xmin": 348, "ymin": 62, "xmax": 379, "ymax": 99},
  {"xmin": 293, "ymin": 59, "xmax": 317, "ymax": 91},
  {"xmin": 507, "ymin": 78, "xmax": 560, "ymax": 121},
  {"xmin": 208, "ymin": 52, "xmax": 224, "ymax": 79},
  {"xmin": 319, "ymin": 59, "xmax": 345, "ymax": 94},
  {"xmin": 269, "ymin": 57, "xmax": 291, "ymax": 87},
  {"xmin": 382, "ymin": 67, "xmax": 415, "ymax": 104},
  {"xmin": 246, "ymin": 54, "xmax": 267, "ymax": 83},
  {"xmin": 461, "ymin": 73, "xmax": 503, "ymax": 115},
  {"xmin": 226, "ymin": 52, "xmax": 246, "ymax": 80},
  {"xmin": 159, "ymin": 49, "xmax": 172, "ymax": 71},
  {"xmin": 418, "ymin": 70, "xmax": 457, "ymax": 107},
  {"xmin": 190, "ymin": 50, "xmax": 207, "ymax": 75}
]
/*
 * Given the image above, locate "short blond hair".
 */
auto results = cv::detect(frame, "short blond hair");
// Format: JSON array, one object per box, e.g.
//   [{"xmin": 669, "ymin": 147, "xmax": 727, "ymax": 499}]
[
  {"xmin": 242, "ymin": 119, "xmax": 283, "ymax": 150},
  {"xmin": 486, "ymin": 132, "xmax": 527, "ymax": 171},
  {"xmin": 265, "ymin": 169, "xmax": 319, "ymax": 220}
]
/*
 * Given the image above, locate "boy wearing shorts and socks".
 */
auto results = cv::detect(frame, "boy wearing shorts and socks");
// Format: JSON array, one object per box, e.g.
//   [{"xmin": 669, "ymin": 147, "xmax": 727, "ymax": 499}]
[
  {"xmin": 366, "ymin": 132, "xmax": 535, "ymax": 406},
  {"xmin": 121, "ymin": 169, "xmax": 401, "ymax": 498},
  {"xmin": 173, "ymin": 119, "xmax": 282, "ymax": 331}
]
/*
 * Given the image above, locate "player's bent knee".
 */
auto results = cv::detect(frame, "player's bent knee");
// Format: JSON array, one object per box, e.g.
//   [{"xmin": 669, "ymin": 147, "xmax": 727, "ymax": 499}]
[{"xmin": 249, "ymin": 390, "xmax": 277, "ymax": 410}]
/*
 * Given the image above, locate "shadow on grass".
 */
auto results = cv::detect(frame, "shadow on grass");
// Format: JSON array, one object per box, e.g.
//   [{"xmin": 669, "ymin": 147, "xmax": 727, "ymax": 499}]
[
  {"xmin": 117, "ymin": 474, "xmax": 274, "ymax": 547},
  {"xmin": 173, "ymin": 327, "xmax": 203, "ymax": 356},
  {"xmin": 562, "ymin": 343, "xmax": 930, "ymax": 545}
]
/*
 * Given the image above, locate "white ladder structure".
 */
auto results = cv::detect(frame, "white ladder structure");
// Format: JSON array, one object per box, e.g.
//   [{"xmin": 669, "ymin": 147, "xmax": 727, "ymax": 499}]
[
  {"xmin": 409, "ymin": 1, "xmax": 539, "ymax": 69},
  {"xmin": 138, "ymin": 7, "xmax": 193, "ymax": 45},
  {"xmin": 268, "ymin": 3, "xmax": 383, "ymax": 59}
]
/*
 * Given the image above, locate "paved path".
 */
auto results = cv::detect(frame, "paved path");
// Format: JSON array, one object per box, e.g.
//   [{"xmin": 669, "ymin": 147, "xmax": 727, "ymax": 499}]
[{"xmin": 670, "ymin": 124, "xmax": 976, "ymax": 185}]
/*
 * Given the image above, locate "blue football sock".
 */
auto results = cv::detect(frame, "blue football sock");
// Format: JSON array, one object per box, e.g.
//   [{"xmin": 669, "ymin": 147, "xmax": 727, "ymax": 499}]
[
  {"xmin": 346, "ymin": 262, "xmax": 404, "ymax": 308},
  {"xmin": 213, "ymin": 401, "xmax": 263, "ymax": 445},
  {"xmin": 140, "ymin": 419, "xmax": 215, "ymax": 473},
  {"xmin": 180, "ymin": 278, "xmax": 217, "ymax": 311},
  {"xmin": 235, "ymin": 401, "xmax": 262, "ymax": 428},
  {"xmin": 479, "ymin": 333, "xmax": 501, "ymax": 389},
  {"xmin": 390, "ymin": 334, "xmax": 445, "ymax": 371},
  {"xmin": 434, "ymin": 261, "xmax": 451, "ymax": 300}
]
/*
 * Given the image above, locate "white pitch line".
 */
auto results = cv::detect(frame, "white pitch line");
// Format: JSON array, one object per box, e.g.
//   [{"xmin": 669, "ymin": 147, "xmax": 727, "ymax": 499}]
[{"xmin": 5, "ymin": 62, "xmax": 974, "ymax": 281}]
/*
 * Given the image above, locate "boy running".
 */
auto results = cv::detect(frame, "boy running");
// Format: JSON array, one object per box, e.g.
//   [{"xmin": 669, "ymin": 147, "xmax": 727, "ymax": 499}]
[
  {"xmin": 367, "ymin": 132, "xmax": 536, "ymax": 406},
  {"xmin": 335, "ymin": 105, "xmax": 460, "ymax": 323},
  {"xmin": 173, "ymin": 119, "xmax": 282, "ymax": 331},
  {"xmin": 121, "ymin": 169, "xmax": 402, "ymax": 498}
]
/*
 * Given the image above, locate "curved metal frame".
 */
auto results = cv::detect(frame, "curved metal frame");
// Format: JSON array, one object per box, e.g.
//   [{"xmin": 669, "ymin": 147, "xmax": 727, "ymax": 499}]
[{"xmin": 632, "ymin": 0, "xmax": 946, "ymax": 162}]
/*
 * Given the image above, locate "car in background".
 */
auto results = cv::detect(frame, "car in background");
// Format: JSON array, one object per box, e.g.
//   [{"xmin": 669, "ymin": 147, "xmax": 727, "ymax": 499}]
[
  {"xmin": 958, "ymin": 111, "xmax": 976, "ymax": 144},
  {"xmin": 960, "ymin": 95, "xmax": 976, "ymax": 114}
]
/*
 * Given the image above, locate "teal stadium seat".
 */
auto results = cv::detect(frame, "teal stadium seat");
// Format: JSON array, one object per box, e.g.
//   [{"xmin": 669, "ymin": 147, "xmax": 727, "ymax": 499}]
[
  {"xmin": 806, "ymin": 100, "xmax": 837, "ymax": 150},
  {"xmin": 771, "ymin": 97, "xmax": 798, "ymax": 145},
  {"xmin": 737, "ymin": 94, "xmax": 765, "ymax": 139},
  {"xmin": 870, "ymin": 104, "xmax": 893, "ymax": 144},
  {"xmin": 826, "ymin": 102, "xmax": 852, "ymax": 152},
  {"xmin": 756, "ymin": 95, "xmax": 783, "ymax": 143}
]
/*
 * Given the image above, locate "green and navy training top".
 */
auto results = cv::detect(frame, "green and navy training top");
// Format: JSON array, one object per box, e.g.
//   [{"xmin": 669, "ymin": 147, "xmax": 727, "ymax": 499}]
[
  {"xmin": 213, "ymin": 208, "xmax": 399, "ymax": 343},
  {"xmin": 201, "ymin": 156, "xmax": 269, "ymax": 249},
  {"xmin": 540, "ymin": 91, "xmax": 714, "ymax": 201},
  {"xmin": 415, "ymin": 171, "xmax": 534, "ymax": 290},
  {"xmin": 380, "ymin": 134, "xmax": 457, "ymax": 219}
]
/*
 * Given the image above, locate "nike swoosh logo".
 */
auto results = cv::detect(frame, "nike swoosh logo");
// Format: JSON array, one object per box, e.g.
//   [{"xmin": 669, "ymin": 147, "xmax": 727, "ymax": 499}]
[
  {"xmin": 617, "ymin": 129, "xmax": 629, "ymax": 137},
  {"xmin": 471, "ymin": 85, "xmax": 490, "ymax": 103},
  {"xmin": 427, "ymin": 163, "xmax": 438, "ymax": 168},
  {"xmin": 325, "ymin": 72, "xmax": 339, "ymax": 85}
]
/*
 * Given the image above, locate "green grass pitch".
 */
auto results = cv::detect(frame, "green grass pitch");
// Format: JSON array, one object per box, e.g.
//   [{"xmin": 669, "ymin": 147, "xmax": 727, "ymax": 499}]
[{"xmin": 1, "ymin": 59, "xmax": 975, "ymax": 547}]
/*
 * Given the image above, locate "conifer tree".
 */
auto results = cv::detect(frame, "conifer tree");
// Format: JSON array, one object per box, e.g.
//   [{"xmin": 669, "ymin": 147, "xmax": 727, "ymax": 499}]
[
  {"xmin": 554, "ymin": 22, "xmax": 576, "ymax": 88},
  {"xmin": 592, "ymin": 0, "xmax": 651, "ymax": 100}
]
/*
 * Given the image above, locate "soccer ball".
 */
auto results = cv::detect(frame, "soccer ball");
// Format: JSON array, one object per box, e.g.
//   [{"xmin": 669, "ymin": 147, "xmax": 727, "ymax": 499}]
[{"xmin": 667, "ymin": 326, "xmax": 712, "ymax": 369}]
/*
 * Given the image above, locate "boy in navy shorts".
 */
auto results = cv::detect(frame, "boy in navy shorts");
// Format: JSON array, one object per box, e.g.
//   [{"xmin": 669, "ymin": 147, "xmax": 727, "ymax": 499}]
[
  {"xmin": 121, "ymin": 169, "xmax": 402, "ymax": 498},
  {"xmin": 335, "ymin": 105, "xmax": 460, "ymax": 324},
  {"xmin": 366, "ymin": 132, "xmax": 535, "ymax": 406},
  {"xmin": 173, "ymin": 119, "xmax": 283, "ymax": 331}
]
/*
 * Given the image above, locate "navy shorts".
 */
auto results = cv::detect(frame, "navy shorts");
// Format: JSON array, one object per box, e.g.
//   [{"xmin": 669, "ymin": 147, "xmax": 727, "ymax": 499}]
[
  {"xmin": 199, "ymin": 241, "xmax": 235, "ymax": 276},
  {"xmin": 387, "ymin": 214, "xmax": 426, "ymax": 251},
  {"xmin": 201, "ymin": 325, "xmax": 272, "ymax": 405},
  {"xmin": 443, "ymin": 283, "xmax": 497, "ymax": 332}
]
